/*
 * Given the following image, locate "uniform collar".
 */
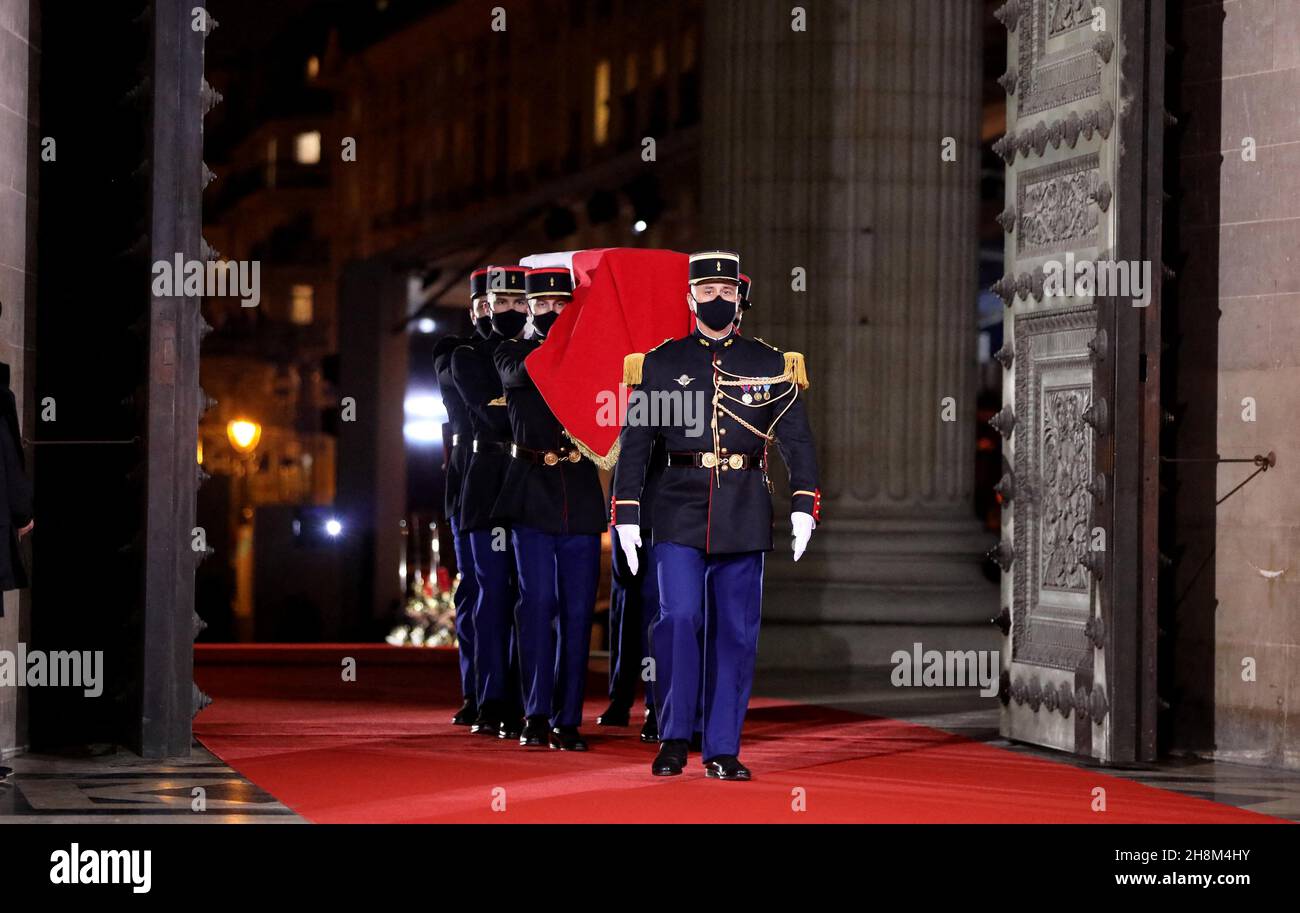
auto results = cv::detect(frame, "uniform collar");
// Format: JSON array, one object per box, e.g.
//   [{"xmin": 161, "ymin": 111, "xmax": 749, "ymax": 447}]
[{"xmin": 691, "ymin": 327, "xmax": 736, "ymax": 350}]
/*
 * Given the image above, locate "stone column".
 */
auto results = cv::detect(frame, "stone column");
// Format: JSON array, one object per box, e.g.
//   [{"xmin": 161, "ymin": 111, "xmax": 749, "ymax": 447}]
[
  {"xmin": 0, "ymin": 0, "xmax": 36, "ymax": 756},
  {"xmin": 702, "ymin": 0, "xmax": 997, "ymax": 668}
]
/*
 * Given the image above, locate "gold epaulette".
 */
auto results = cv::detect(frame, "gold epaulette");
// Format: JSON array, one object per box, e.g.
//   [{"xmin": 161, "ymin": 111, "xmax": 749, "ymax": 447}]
[
  {"xmin": 784, "ymin": 352, "xmax": 809, "ymax": 390},
  {"xmin": 624, "ymin": 338, "xmax": 673, "ymax": 385},
  {"xmin": 622, "ymin": 353, "xmax": 645, "ymax": 386}
]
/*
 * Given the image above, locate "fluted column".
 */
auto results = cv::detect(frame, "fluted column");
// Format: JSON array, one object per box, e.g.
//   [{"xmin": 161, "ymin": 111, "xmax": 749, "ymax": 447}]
[{"xmin": 702, "ymin": 0, "xmax": 996, "ymax": 667}]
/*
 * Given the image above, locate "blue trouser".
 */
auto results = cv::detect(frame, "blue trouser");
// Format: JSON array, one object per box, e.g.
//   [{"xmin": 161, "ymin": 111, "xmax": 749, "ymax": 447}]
[
  {"xmin": 512, "ymin": 526, "xmax": 600, "ymax": 727},
  {"xmin": 652, "ymin": 542, "xmax": 763, "ymax": 760},
  {"xmin": 450, "ymin": 518, "xmax": 478, "ymax": 704},
  {"xmin": 607, "ymin": 524, "xmax": 658, "ymax": 712},
  {"xmin": 469, "ymin": 527, "xmax": 519, "ymax": 709}
]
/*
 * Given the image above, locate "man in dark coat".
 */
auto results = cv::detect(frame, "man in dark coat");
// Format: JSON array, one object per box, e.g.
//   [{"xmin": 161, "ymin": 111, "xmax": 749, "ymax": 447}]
[
  {"xmin": 493, "ymin": 267, "xmax": 607, "ymax": 751},
  {"xmin": 431, "ymin": 269, "xmax": 491, "ymax": 725},
  {"xmin": 450, "ymin": 267, "xmax": 527, "ymax": 739},
  {"xmin": 613, "ymin": 251, "xmax": 821, "ymax": 780}
]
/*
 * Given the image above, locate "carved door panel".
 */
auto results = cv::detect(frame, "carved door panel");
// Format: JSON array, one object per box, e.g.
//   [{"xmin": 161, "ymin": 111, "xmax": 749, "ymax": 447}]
[{"xmin": 990, "ymin": 0, "xmax": 1163, "ymax": 762}]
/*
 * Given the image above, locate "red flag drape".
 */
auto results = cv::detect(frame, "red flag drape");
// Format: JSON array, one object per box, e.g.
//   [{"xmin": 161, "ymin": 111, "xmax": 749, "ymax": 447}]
[{"xmin": 524, "ymin": 248, "xmax": 693, "ymax": 467}]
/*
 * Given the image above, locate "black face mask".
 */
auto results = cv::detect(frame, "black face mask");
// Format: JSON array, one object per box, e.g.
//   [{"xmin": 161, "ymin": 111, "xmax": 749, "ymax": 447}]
[
  {"xmin": 693, "ymin": 294, "xmax": 738, "ymax": 332},
  {"xmin": 474, "ymin": 315, "xmax": 493, "ymax": 338},
  {"xmin": 491, "ymin": 310, "xmax": 527, "ymax": 339},
  {"xmin": 532, "ymin": 311, "xmax": 559, "ymax": 337}
]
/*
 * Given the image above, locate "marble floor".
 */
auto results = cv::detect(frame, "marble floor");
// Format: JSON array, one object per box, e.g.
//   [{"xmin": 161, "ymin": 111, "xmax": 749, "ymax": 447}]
[
  {"xmin": 0, "ymin": 743, "xmax": 303, "ymax": 823},
  {"xmin": 1, "ymin": 663, "xmax": 1297, "ymax": 823}
]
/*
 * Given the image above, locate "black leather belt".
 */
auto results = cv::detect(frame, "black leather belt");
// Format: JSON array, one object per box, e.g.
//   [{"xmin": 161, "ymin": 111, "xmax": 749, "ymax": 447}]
[
  {"xmin": 472, "ymin": 439, "xmax": 511, "ymax": 455},
  {"xmin": 667, "ymin": 451, "xmax": 765, "ymax": 471},
  {"xmin": 511, "ymin": 443, "xmax": 583, "ymax": 466}
]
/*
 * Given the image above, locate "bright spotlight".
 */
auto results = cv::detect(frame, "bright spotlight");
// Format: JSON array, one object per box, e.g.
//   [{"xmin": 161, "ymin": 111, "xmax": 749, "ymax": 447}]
[
  {"xmin": 404, "ymin": 392, "xmax": 445, "ymax": 420},
  {"xmin": 325, "ymin": 518, "xmax": 343, "ymax": 538},
  {"xmin": 417, "ymin": 317, "xmax": 436, "ymax": 334},
  {"xmin": 633, "ymin": 220, "xmax": 648, "ymax": 234},
  {"xmin": 404, "ymin": 420, "xmax": 442, "ymax": 444}
]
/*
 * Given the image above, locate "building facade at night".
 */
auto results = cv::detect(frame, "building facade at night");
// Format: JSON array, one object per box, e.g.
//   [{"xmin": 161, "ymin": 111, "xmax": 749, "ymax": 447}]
[{"xmin": 2, "ymin": 0, "xmax": 1298, "ymax": 782}]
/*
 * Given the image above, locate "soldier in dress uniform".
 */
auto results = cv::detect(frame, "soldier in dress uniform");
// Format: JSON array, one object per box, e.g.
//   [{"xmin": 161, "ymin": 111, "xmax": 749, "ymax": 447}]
[
  {"xmin": 430, "ymin": 268, "xmax": 491, "ymax": 725},
  {"xmin": 492, "ymin": 267, "xmax": 607, "ymax": 751},
  {"xmin": 613, "ymin": 250, "xmax": 821, "ymax": 780},
  {"xmin": 602, "ymin": 274, "xmax": 753, "ymax": 745},
  {"xmin": 451, "ymin": 265, "xmax": 527, "ymax": 739}
]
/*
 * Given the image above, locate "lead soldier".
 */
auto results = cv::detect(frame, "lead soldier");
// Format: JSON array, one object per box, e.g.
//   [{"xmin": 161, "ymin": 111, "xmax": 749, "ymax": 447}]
[{"xmin": 613, "ymin": 250, "xmax": 821, "ymax": 780}]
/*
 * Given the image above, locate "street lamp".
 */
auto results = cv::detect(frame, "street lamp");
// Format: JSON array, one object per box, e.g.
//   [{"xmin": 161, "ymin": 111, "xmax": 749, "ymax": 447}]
[{"xmin": 227, "ymin": 418, "xmax": 262, "ymax": 456}]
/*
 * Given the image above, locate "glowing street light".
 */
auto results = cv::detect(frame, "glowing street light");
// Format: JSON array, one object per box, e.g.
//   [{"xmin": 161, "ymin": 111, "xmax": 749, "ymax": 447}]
[{"xmin": 227, "ymin": 418, "xmax": 262, "ymax": 456}]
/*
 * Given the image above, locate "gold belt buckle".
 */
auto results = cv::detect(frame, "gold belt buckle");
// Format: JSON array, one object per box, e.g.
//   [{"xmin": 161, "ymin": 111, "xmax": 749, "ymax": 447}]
[
  {"xmin": 727, "ymin": 453, "xmax": 744, "ymax": 470},
  {"xmin": 567, "ymin": 450, "xmax": 581, "ymax": 463},
  {"xmin": 700, "ymin": 452, "xmax": 718, "ymax": 469},
  {"xmin": 543, "ymin": 451, "xmax": 559, "ymax": 466}
]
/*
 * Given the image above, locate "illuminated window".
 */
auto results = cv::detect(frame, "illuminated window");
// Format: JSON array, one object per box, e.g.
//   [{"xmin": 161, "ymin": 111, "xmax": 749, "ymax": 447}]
[
  {"xmin": 652, "ymin": 43, "xmax": 667, "ymax": 79},
  {"xmin": 306, "ymin": 55, "xmax": 320, "ymax": 80},
  {"xmin": 295, "ymin": 131, "xmax": 322, "ymax": 165},
  {"xmin": 594, "ymin": 59, "xmax": 611, "ymax": 146},
  {"xmin": 291, "ymin": 285, "xmax": 314, "ymax": 325}
]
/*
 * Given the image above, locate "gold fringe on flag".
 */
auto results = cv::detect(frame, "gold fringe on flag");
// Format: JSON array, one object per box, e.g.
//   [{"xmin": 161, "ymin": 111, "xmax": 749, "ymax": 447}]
[
  {"xmin": 784, "ymin": 352, "xmax": 809, "ymax": 389},
  {"xmin": 488, "ymin": 395, "xmax": 508, "ymax": 407},
  {"xmin": 622, "ymin": 352, "xmax": 645, "ymax": 386},
  {"xmin": 563, "ymin": 429, "xmax": 621, "ymax": 471}
]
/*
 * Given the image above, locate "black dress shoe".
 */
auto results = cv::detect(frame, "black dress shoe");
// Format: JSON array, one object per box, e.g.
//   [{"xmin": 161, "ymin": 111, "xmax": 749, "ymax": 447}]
[
  {"xmin": 639, "ymin": 708, "xmax": 659, "ymax": 743},
  {"xmin": 703, "ymin": 755, "xmax": 752, "ymax": 781},
  {"xmin": 498, "ymin": 716, "xmax": 523, "ymax": 740},
  {"xmin": 519, "ymin": 716, "xmax": 550, "ymax": 747},
  {"xmin": 652, "ymin": 739, "xmax": 688, "ymax": 776},
  {"xmin": 549, "ymin": 726, "xmax": 589, "ymax": 751},
  {"xmin": 452, "ymin": 700, "xmax": 479, "ymax": 726},
  {"xmin": 689, "ymin": 731, "xmax": 702, "ymax": 753},
  {"xmin": 0, "ymin": 766, "xmax": 12, "ymax": 782},
  {"xmin": 597, "ymin": 703, "xmax": 631, "ymax": 727},
  {"xmin": 471, "ymin": 716, "xmax": 501, "ymax": 737}
]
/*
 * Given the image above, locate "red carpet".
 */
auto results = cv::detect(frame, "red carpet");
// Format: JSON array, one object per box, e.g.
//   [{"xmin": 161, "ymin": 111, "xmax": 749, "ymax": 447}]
[{"xmin": 194, "ymin": 645, "xmax": 1285, "ymax": 824}]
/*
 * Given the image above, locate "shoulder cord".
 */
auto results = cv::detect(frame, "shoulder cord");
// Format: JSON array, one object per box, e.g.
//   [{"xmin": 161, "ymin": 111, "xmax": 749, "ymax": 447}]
[{"xmin": 707, "ymin": 364, "xmax": 802, "ymax": 486}]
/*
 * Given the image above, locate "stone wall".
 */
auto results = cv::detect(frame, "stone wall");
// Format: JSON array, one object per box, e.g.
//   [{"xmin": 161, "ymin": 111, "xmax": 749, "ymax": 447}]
[
  {"xmin": 1173, "ymin": 0, "xmax": 1300, "ymax": 769},
  {"xmin": 0, "ymin": 0, "xmax": 37, "ymax": 758}
]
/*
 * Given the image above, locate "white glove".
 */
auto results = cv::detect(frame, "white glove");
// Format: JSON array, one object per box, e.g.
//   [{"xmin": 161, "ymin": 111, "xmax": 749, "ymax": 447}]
[
  {"xmin": 791, "ymin": 511, "xmax": 815, "ymax": 562},
  {"xmin": 615, "ymin": 524, "xmax": 642, "ymax": 576}
]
